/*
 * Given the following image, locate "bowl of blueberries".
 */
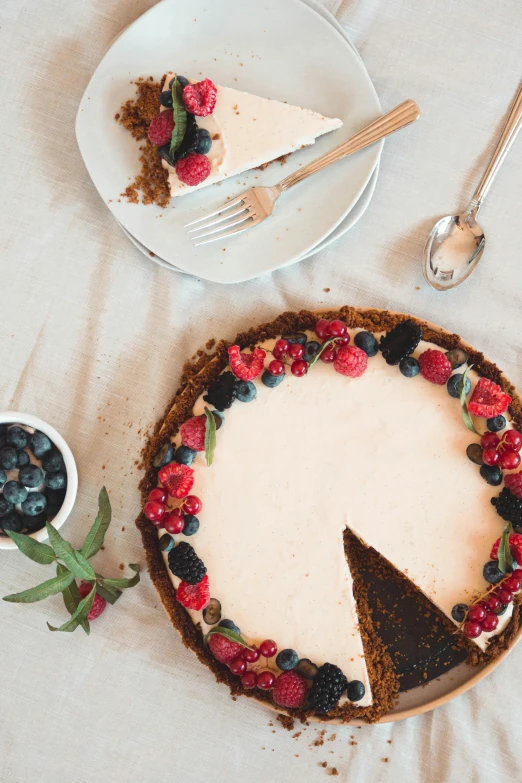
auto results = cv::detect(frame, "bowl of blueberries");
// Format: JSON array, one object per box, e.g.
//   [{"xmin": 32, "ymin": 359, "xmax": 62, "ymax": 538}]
[{"xmin": 0, "ymin": 412, "xmax": 78, "ymax": 550}]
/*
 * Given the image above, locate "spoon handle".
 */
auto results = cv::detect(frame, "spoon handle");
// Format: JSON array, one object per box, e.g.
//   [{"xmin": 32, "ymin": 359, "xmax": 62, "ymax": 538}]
[{"xmin": 470, "ymin": 80, "xmax": 522, "ymax": 213}]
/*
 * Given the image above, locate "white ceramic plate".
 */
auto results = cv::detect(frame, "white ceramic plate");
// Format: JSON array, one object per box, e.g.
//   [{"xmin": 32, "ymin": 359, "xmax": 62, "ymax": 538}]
[{"xmin": 76, "ymin": 0, "xmax": 381, "ymax": 284}]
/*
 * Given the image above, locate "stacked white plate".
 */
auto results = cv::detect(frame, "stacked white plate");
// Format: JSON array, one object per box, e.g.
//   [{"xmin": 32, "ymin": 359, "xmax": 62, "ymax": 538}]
[{"xmin": 76, "ymin": 0, "xmax": 382, "ymax": 283}]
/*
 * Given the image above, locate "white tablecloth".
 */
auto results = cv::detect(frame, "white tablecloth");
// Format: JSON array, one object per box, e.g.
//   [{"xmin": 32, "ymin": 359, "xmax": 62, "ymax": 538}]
[{"xmin": 1, "ymin": 0, "xmax": 522, "ymax": 780}]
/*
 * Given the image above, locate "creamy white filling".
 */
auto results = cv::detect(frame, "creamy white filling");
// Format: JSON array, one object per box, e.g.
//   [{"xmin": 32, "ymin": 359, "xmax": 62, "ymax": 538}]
[
  {"xmin": 160, "ymin": 74, "xmax": 342, "ymax": 196},
  {"xmin": 160, "ymin": 332, "xmax": 517, "ymax": 708}
]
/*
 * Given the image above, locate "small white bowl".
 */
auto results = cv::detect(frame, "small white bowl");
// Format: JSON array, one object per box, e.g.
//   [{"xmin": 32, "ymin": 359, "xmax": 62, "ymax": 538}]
[{"xmin": 0, "ymin": 412, "xmax": 78, "ymax": 551}]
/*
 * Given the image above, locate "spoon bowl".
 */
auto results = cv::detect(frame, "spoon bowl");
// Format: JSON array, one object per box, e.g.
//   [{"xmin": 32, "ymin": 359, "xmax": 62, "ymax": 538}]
[{"xmin": 423, "ymin": 211, "xmax": 485, "ymax": 291}]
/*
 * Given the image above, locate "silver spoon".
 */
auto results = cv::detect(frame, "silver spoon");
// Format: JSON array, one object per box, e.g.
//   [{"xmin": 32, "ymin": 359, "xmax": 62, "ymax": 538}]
[{"xmin": 423, "ymin": 80, "xmax": 522, "ymax": 291}]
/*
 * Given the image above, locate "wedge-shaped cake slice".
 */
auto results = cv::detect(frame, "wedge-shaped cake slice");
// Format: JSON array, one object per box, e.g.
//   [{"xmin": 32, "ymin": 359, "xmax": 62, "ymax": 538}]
[{"xmin": 155, "ymin": 73, "xmax": 342, "ymax": 197}]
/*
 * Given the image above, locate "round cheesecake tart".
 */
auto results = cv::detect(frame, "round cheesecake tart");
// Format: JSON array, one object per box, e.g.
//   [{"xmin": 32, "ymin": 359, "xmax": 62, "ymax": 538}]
[{"xmin": 136, "ymin": 307, "xmax": 522, "ymax": 723}]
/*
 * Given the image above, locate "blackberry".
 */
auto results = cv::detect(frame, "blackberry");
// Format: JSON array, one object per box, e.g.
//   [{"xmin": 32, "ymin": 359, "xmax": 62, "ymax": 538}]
[
  {"xmin": 168, "ymin": 541, "xmax": 206, "ymax": 584},
  {"xmin": 491, "ymin": 488, "xmax": 522, "ymax": 526},
  {"xmin": 203, "ymin": 371, "xmax": 237, "ymax": 411},
  {"xmin": 379, "ymin": 320, "xmax": 422, "ymax": 365},
  {"xmin": 308, "ymin": 663, "xmax": 347, "ymax": 714},
  {"xmin": 7, "ymin": 426, "xmax": 28, "ymax": 449},
  {"xmin": 153, "ymin": 442, "xmax": 175, "ymax": 468},
  {"xmin": 174, "ymin": 114, "xmax": 199, "ymax": 161}
]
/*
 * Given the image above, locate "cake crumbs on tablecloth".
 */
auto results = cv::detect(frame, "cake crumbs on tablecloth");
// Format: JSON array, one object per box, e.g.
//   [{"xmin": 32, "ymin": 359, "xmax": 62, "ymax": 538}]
[
  {"xmin": 277, "ymin": 714, "xmax": 294, "ymax": 731},
  {"xmin": 312, "ymin": 729, "xmax": 327, "ymax": 747},
  {"xmin": 328, "ymin": 733, "xmax": 336, "ymax": 741},
  {"xmin": 382, "ymin": 757, "xmax": 389, "ymax": 763}
]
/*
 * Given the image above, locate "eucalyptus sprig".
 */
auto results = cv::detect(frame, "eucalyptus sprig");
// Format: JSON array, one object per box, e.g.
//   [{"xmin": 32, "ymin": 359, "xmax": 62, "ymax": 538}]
[
  {"xmin": 2, "ymin": 487, "xmax": 140, "ymax": 634},
  {"xmin": 458, "ymin": 365, "xmax": 480, "ymax": 435}
]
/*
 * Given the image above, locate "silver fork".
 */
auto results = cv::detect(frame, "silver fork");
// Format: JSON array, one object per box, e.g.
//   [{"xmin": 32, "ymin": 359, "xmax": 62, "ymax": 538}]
[{"xmin": 185, "ymin": 99, "xmax": 420, "ymax": 245}]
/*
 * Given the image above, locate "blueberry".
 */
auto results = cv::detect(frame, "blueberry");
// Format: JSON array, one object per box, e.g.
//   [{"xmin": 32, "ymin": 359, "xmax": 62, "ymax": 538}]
[
  {"xmin": 346, "ymin": 680, "xmax": 365, "ymax": 702},
  {"xmin": 466, "ymin": 443, "xmax": 483, "ymax": 465},
  {"xmin": 174, "ymin": 445, "xmax": 196, "ymax": 466},
  {"xmin": 218, "ymin": 619, "xmax": 240, "ymax": 635},
  {"xmin": 354, "ymin": 331, "xmax": 378, "ymax": 357},
  {"xmin": 495, "ymin": 603, "xmax": 509, "ymax": 616},
  {"xmin": 3, "ymin": 481, "xmax": 29, "ymax": 505},
  {"xmin": 487, "ymin": 416, "xmax": 506, "ymax": 433},
  {"xmin": 153, "ymin": 442, "xmax": 175, "ymax": 468},
  {"xmin": 42, "ymin": 449, "xmax": 63, "ymax": 472},
  {"xmin": 282, "ymin": 332, "xmax": 307, "ymax": 346},
  {"xmin": 196, "ymin": 128, "xmax": 212, "ymax": 155},
  {"xmin": 0, "ymin": 469, "xmax": 6, "ymax": 488},
  {"xmin": 159, "ymin": 533, "xmax": 175, "ymax": 553},
  {"xmin": 447, "ymin": 373, "xmax": 471, "ymax": 399},
  {"xmin": 296, "ymin": 658, "xmax": 318, "ymax": 679},
  {"xmin": 160, "ymin": 90, "xmax": 173, "ymax": 108},
  {"xmin": 22, "ymin": 512, "xmax": 47, "ymax": 533},
  {"xmin": 19, "ymin": 464, "xmax": 44, "ymax": 488},
  {"xmin": 45, "ymin": 488, "xmax": 66, "ymax": 519},
  {"xmin": 303, "ymin": 341, "xmax": 321, "ymax": 363},
  {"xmin": 30, "ymin": 431, "xmax": 52, "ymax": 459},
  {"xmin": 158, "ymin": 144, "xmax": 176, "ymax": 167},
  {"xmin": 483, "ymin": 560, "xmax": 504, "ymax": 585},
  {"xmin": 276, "ymin": 649, "xmax": 298, "ymax": 671},
  {"xmin": 170, "ymin": 75, "xmax": 188, "ymax": 89},
  {"xmin": 0, "ymin": 511, "xmax": 23, "ymax": 533},
  {"xmin": 45, "ymin": 471, "xmax": 66, "ymax": 490},
  {"xmin": 236, "ymin": 381, "xmax": 257, "ymax": 403},
  {"xmin": 451, "ymin": 603, "xmax": 468, "ymax": 622},
  {"xmin": 262, "ymin": 369, "xmax": 284, "ymax": 388},
  {"xmin": 7, "ymin": 426, "xmax": 28, "ymax": 449},
  {"xmin": 0, "ymin": 446, "xmax": 17, "ymax": 470},
  {"xmin": 445, "ymin": 348, "xmax": 468, "ymax": 369},
  {"xmin": 182, "ymin": 515, "xmax": 200, "ymax": 536},
  {"xmin": 21, "ymin": 492, "xmax": 47, "ymax": 516},
  {"xmin": 399, "ymin": 357, "xmax": 420, "ymax": 378},
  {"xmin": 203, "ymin": 598, "xmax": 222, "ymax": 625},
  {"xmin": 16, "ymin": 449, "xmax": 30, "ymax": 467},
  {"xmin": 0, "ymin": 497, "xmax": 13, "ymax": 516},
  {"xmin": 480, "ymin": 465, "xmax": 503, "ymax": 486}
]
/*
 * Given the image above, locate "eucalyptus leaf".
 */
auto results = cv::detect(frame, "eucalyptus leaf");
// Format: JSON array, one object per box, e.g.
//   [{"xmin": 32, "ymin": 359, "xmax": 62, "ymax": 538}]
[
  {"xmin": 101, "ymin": 564, "xmax": 141, "ymax": 590},
  {"xmin": 458, "ymin": 365, "xmax": 479, "ymax": 435},
  {"xmin": 95, "ymin": 583, "xmax": 122, "ymax": 605},
  {"xmin": 204, "ymin": 625, "xmax": 251, "ymax": 648},
  {"xmin": 3, "ymin": 570, "xmax": 75, "ymax": 604},
  {"xmin": 170, "ymin": 76, "xmax": 188, "ymax": 157},
  {"xmin": 307, "ymin": 336, "xmax": 338, "ymax": 369},
  {"xmin": 6, "ymin": 530, "xmax": 56, "ymax": 565},
  {"xmin": 47, "ymin": 584, "xmax": 95, "ymax": 634},
  {"xmin": 81, "ymin": 487, "xmax": 112, "ymax": 559},
  {"xmin": 497, "ymin": 522, "xmax": 513, "ymax": 574},
  {"xmin": 46, "ymin": 523, "xmax": 96, "ymax": 581},
  {"xmin": 204, "ymin": 407, "xmax": 217, "ymax": 466},
  {"xmin": 56, "ymin": 564, "xmax": 89, "ymax": 633}
]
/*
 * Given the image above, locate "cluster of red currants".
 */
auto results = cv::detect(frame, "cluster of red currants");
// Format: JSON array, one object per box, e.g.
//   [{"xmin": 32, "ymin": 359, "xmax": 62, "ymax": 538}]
[
  {"xmin": 143, "ymin": 487, "xmax": 202, "ymax": 534},
  {"xmin": 229, "ymin": 639, "xmax": 278, "ymax": 690},
  {"xmin": 481, "ymin": 429, "xmax": 522, "ymax": 471},
  {"xmin": 463, "ymin": 570, "xmax": 522, "ymax": 638},
  {"xmin": 269, "ymin": 340, "xmax": 307, "ymax": 378},
  {"xmin": 314, "ymin": 318, "xmax": 351, "ymax": 364}
]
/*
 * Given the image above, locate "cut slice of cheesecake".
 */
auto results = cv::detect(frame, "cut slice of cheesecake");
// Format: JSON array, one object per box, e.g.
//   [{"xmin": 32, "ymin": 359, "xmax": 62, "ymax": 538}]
[{"xmin": 160, "ymin": 73, "xmax": 342, "ymax": 197}]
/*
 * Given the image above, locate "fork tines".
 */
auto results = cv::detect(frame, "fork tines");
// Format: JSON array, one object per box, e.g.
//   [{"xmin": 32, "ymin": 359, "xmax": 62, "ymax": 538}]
[{"xmin": 184, "ymin": 192, "xmax": 261, "ymax": 245}]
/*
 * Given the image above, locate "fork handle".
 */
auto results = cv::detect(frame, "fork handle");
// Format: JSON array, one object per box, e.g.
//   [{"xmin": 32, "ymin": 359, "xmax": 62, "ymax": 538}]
[{"xmin": 279, "ymin": 99, "xmax": 420, "ymax": 191}]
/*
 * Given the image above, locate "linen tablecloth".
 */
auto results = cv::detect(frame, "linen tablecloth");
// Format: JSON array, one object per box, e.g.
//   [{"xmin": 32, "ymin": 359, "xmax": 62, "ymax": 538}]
[{"xmin": 1, "ymin": 0, "xmax": 521, "ymax": 780}]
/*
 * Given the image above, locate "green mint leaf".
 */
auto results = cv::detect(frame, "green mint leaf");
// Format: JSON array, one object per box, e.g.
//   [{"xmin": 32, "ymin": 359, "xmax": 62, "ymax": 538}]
[
  {"xmin": 5, "ymin": 530, "xmax": 56, "ymax": 565},
  {"xmin": 56, "ymin": 564, "xmax": 89, "ymax": 633},
  {"xmin": 458, "ymin": 365, "xmax": 479, "ymax": 435},
  {"xmin": 204, "ymin": 407, "xmax": 217, "ymax": 466},
  {"xmin": 101, "ymin": 564, "xmax": 141, "ymax": 590},
  {"xmin": 307, "ymin": 336, "xmax": 338, "ymax": 369},
  {"xmin": 3, "ymin": 569, "xmax": 75, "ymax": 603},
  {"xmin": 498, "ymin": 522, "xmax": 514, "ymax": 574},
  {"xmin": 170, "ymin": 76, "xmax": 188, "ymax": 157},
  {"xmin": 204, "ymin": 626, "xmax": 251, "ymax": 648},
  {"xmin": 81, "ymin": 487, "xmax": 112, "ymax": 559},
  {"xmin": 46, "ymin": 522, "xmax": 96, "ymax": 581},
  {"xmin": 47, "ymin": 584, "xmax": 95, "ymax": 634},
  {"xmin": 95, "ymin": 582, "xmax": 122, "ymax": 605}
]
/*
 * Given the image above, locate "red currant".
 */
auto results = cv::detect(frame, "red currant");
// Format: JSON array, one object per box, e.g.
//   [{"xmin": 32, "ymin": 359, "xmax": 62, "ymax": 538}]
[
  {"xmin": 288, "ymin": 343, "xmax": 305, "ymax": 360},
  {"xmin": 241, "ymin": 671, "xmax": 257, "ymax": 689},
  {"xmin": 268, "ymin": 360, "xmax": 285, "ymax": 376},
  {"xmin": 499, "ymin": 450, "xmax": 521, "ymax": 471},
  {"xmin": 163, "ymin": 510, "xmax": 185, "ymax": 534},
  {"xmin": 229, "ymin": 656, "xmax": 247, "ymax": 675},
  {"xmin": 315, "ymin": 319, "xmax": 331, "ymax": 340},
  {"xmin": 481, "ymin": 612, "xmax": 499, "ymax": 632},
  {"xmin": 182, "ymin": 495, "xmax": 202, "ymax": 515},
  {"xmin": 243, "ymin": 647, "xmax": 261, "ymax": 663},
  {"xmin": 495, "ymin": 586, "xmax": 513, "ymax": 604},
  {"xmin": 259, "ymin": 639, "xmax": 277, "ymax": 658},
  {"xmin": 319, "ymin": 346, "xmax": 337, "ymax": 363},
  {"xmin": 335, "ymin": 336, "xmax": 351, "ymax": 347},
  {"xmin": 327, "ymin": 320, "xmax": 347, "ymax": 338},
  {"xmin": 291, "ymin": 360, "xmax": 307, "ymax": 377},
  {"xmin": 463, "ymin": 620, "xmax": 482, "ymax": 638},
  {"xmin": 485, "ymin": 594, "xmax": 501, "ymax": 612},
  {"xmin": 482, "ymin": 448, "xmax": 500, "ymax": 466},
  {"xmin": 149, "ymin": 487, "xmax": 167, "ymax": 504},
  {"xmin": 257, "ymin": 670, "xmax": 276, "ymax": 690},
  {"xmin": 504, "ymin": 573, "xmax": 522, "ymax": 592},
  {"xmin": 481, "ymin": 433, "xmax": 500, "ymax": 450},
  {"xmin": 144, "ymin": 501, "xmax": 165, "ymax": 524},
  {"xmin": 273, "ymin": 339, "xmax": 290, "ymax": 360},
  {"xmin": 467, "ymin": 603, "xmax": 487, "ymax": 622},
  {"xmin": 501, "ymin": 430, "xmax": 522, "ymax": 453}
]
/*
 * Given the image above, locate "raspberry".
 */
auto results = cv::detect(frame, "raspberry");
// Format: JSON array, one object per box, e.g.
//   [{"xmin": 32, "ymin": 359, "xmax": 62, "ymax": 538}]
[
  {"xmin": 468, "ymin": 378, "xmax": 512, "ymax": 418},
  {"xmin": 180, "ymin": 415, "xmax": 206, "ymax": 451},
  {"xmin": 490, "ymin": 532, "xmax": 522, "ymax": 563},
  {"xmin": 272, "ymin": 671, "xmax": 308, "ymax": 708},
  {"xmin": 176, "ymin": 574, "xmax": 210, "ymax": 611},
  {"xmin": 79, "ymin": 583, "xmax": 107, "ymax": 621},
  {"xmin": 228, "ymin": 345, "xmax": 266, "ymax": 381},
  {"xmin": 158, "ymin": 462, "xmax": 194, "ymax": 498},
  {"xmin": 333, "ymin": 345, "xmax": 368, "ymax": 378},
  {"xmin": 175, "ymin": 153, "xmax": 211, "ymax": 186},
  {"xmin": 148, "ymin": 111, "xmax": 174, "ymax": 146},
  {"xmin": 505, "ymin": 472, "xmax": 522, "ymax": 499},
  {"xmin": 182, "ymin": 78, "xmax": 218, "ymax": 116},
  {"xmin": 208, "ymin": 632, "xmax": 243, "ymax": 664},
  {"xmin": 418, "ymin": 349, "xmax": 452, "ymax": 385}
]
